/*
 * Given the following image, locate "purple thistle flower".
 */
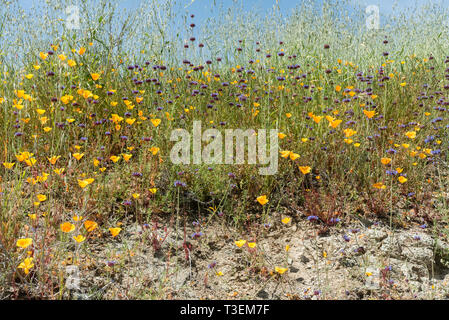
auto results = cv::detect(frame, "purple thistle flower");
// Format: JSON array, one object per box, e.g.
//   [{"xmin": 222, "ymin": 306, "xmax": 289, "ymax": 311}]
[
  {"xmin": 174, "ymin": 180, "xmax": 187, "ymax": 187},
  {"xmin": 106, "ymin": 260, "xmax": 117, "ymax": 267},
  {"xmin": 191, "ymin": 232, "xmax": 204, "ymax": 239},
  {"xmin": 386, "ymin": 148, "xmax": 397, "ymax": 154}
]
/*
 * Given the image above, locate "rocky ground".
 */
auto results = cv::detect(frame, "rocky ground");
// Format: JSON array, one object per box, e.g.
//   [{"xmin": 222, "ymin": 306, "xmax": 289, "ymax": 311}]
[{"xmin": 62, "ymin": 210, "xmax": 449, "ymax": 300}]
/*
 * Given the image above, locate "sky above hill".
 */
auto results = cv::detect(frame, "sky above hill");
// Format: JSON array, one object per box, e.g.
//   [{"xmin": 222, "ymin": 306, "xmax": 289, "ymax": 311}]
[
  {"xmin": 11, "ymin": 0, "xmax": 449, "ymax": 60},
  {"xmin": 16, "ymin": 0, "xmax": 449, "ymax": 18}
]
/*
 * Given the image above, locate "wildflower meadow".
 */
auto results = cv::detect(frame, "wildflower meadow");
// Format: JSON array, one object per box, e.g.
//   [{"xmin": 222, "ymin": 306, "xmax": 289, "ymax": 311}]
[{"xmin": 1, "ymin": 0, "xmax": 449, "ymax": 301}]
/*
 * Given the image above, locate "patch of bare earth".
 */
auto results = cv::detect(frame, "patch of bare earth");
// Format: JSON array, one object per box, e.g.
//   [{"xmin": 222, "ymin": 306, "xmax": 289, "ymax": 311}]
[{"xmin": 63, "ymin": 211, "xmax": 449, "ymax": 300}]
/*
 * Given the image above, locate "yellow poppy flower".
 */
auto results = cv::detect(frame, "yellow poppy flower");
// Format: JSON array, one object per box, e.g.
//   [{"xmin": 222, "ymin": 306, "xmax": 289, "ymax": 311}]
[
  {"xmin": 275, "ymin": 267, "xmax": 288, "ymax": 275},
  {"xmin": 60, "ymin": 222, "xmax": 75, "ymax": 233},
  {"xmin": 84, "ymin": 220, "xmax": 98, "ymax": 232},
  {"xmin": 280, "ymin": 150, "xmax": 291, "ymax": 158},
  {"xmin": 405, "ymin": 131, "xmax": 416, "ymax": 139},
  {"xmin": 73, "ymin": 235, "xmax": 86, "ymax": 243},
  {"xmin": 54, "ymin": 168, "xmax": 65, "ymax": 175},
  {"xmin": 149, "ymin": 147, "xmax": 160, "ymax": 155},
  {"xmin": 78, "ymin": 179, "xmax": 89, "ymax": 188},
  {"xmin": 373, "ymin": 182, "xmax": 386, "ymax": 190},
  {"xmin": 3, "ymin": 162, "xmax": 15, "ymax": 169},
  {"xmin": 110, "ymin": 155, "xmax": 120, "ymax": 163},
  {"xmin": 281, "ymin": 217, "xmax": 291, "ymax": 224},
  {"xmin": 91, "ymin": 73, "xmax": 100, "ymax": 81},
  {"xmin": 16, "ymin": 238, "xmax": 33, "ymax": 249},
  {"xmin": 36, "ymin": 194, "xmax": 47, "ymax": 202},
  {"xmin": 256, "ymin": 195, "xmax": 268, "ymax": 206},
  {"xmin": 235, "ymin": 240, "xmax": 247, "ymax": 248},
  {"xmin": 122, "ymin": 153, "xmax": 132, "ymax": 162},
  {"xmin": 343, "ymin": 128, "xmax": 357, "ymax": 137},
  {"xmin": 109, "ymin": 227, "xmax": 122, "ymax": 237},
  {"xmin": 48, "ymin": 155, "xmax": 61, "ymax": 165},
  {"xmin": 312, "ymin": 115, "xmax": 323, "ymax": 123},
  {"xmin": 329, "ymin": 119, "xmax": 342, "ymax": 128},
  {"xmin": 126, "ymin": 118, "xmax": 136, "ymax": 125},
  {"xmin": 18, "ymin": 257, "xmax": 34, "ymax": 274},
  {"xmin": 72, "ymin": 153, "xmax": 84, "ymax": 160},
  {"xmin": 299, "ymin": 166, "xmax": 311, "ymax": 174},
  {"xmin": 151, "ymin": 119, "xmax": 161, "ymax": 127},
  {"xmin": 289, "ymin": 153, "xmax": 300, "ymax": 161},
  {"xmin": 72, "ymin": 215, "xmax": 83, "ymax": 222}
]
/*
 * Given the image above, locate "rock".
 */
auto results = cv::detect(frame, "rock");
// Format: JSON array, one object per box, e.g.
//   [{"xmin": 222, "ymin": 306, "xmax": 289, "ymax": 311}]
[
  {"xmin": 256, "ymin": 290, "xmax": 269, "ymax": 299},
  {"xmin": 443, "ymin": 273, "xmax": 449, "ymax": 283},
  {"xmin": 402, "ymin": 247, "xmax": 434, "ymax": 268},
  {"xmin": 65, "ymin": 265, "xmax": 80, "ymax": 291},
  {"xmin": 390, "ymin": 258, "xmax": 429, "ymax": 281},
  {"xmin": 296, "ymin": 276, "xmax": 305, "ymax": 283},
  {"xmin": 262, "ymin": 243, "xmax": 271, "ymax": 252},
  {"xmin": 300, "ymin": 255, "xmax": 310, "ymax": 264},
  {"xmin": 366, "ymin": 228, "xmax": 388, "ymax": 242},
  {"xmin": 66, "ymin": 275, "xmax": 81, "ymax": 291},
  {"xmin": 396, "ymin": 232, "xmax": 434, "ymax": 248},
  {"xmin": 72, "ymin": 292, "xmax": 90, "ymax": 300},
  {"xmin": 290, "ymin": 266, "xmax": 299, "ymax": 273},
  {"xmin": 172, "ymin": 269, "xmax": 190, "ymax": 290},
  {"xmin": 380, "ymin": 231, "xmax": 436, "ymax": 269}
]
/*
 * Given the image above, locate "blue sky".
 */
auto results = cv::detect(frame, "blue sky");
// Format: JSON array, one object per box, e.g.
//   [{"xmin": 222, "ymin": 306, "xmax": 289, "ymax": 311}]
[
  {"xmin": 13, "ymin": 0, "xmax": 449, "ymax": 36},
  {"xmin": 8, "ymin": 0, "xmax": 449, "ymax": 65},
  {"xmin": 12, "ymin": 0, "xmax": 449, "ymax": 51},
  {"xmin": 16, "ymin": 0, "xmax": 449, "ymax": 18}
]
